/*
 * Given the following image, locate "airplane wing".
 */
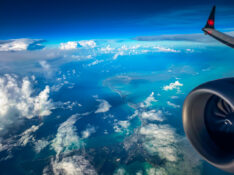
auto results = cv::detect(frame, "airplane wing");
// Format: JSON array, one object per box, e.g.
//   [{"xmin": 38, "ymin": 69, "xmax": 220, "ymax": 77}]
[{"xmin": 202, "ymin": 6, "xmax": 234, "ymax": 48}]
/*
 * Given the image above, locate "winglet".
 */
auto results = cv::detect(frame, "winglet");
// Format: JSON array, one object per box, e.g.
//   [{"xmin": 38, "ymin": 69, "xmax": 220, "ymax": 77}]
[{"xmin": 204, "ymin": 5, "xmax": 216, "ymax": 29}]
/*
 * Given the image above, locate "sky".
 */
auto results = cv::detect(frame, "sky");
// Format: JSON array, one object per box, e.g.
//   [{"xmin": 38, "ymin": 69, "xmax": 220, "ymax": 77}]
[{"xmin": 0, "ymin": 0, "xmax": 234, "ymax": 43}]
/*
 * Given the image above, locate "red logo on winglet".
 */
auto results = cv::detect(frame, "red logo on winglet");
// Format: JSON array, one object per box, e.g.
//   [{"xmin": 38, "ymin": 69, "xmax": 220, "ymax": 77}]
[{"xmin": 208, "ymin": 19, "xmax": 214, "ymax": 26}]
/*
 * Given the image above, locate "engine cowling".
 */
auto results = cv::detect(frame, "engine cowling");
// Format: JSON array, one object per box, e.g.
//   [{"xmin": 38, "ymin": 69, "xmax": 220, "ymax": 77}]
[{"xmin": 183, "ymin": 78, "xmax": 234, "ymax": 173}]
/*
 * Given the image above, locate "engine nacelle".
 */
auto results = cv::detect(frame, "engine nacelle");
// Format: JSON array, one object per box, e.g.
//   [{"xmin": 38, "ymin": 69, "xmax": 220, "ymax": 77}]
[{"xmin": 183, "ymin": 78, "xmax": 234, "ymax": 173}]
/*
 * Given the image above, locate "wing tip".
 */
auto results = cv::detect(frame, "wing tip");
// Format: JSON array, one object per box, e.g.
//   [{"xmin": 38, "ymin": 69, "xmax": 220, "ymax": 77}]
[{"xmin": 204, "ymin": 5, "xmax": 216, "ymax": 29}]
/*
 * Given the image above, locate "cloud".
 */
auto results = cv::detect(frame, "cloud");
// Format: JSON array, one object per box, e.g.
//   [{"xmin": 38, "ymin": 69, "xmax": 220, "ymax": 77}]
[
  {"xmin": 113, "ymin": 120, "xmax": 130, "ymax": 133},
  {"xmin": 45, "ymin": 113, "xmax": 98, "ymax": 174},
  {"xmin": 43, "ymin": 155, "xmax": 97, "ymax": 175},
  {"xmin": 78, "ymin": 40, "xmax": 96, "ymax": 48},
  {"xmin": 59, "ymin": 40, "xmax": 96, "ymax": 50},
  {"xmin": 163, "ymin": 80, "xmax": 183, "ymax": 91},
  {"xmin": 171, "ymin": 96, "xmax": 179, "ymax": 99},
  {"xmin": 34, "ymin": 139, "xmax": 50, "ymax": 153},
  {"xmin": 113, "ymin": 51, "xmax": 124, "ymax": 60},
  {"xmin": 154, "ymin": 46, "xmax": 180, "ymax": 53},
  {"xmin": 0, "ymin": 38, "xmax": 191, "ymax": 75},
  {"xmin": 81, "ymin": 125, "xmax": 96, "ymax": 139},
  {"xmin": 112, "ymin": 44, "xmax": 141, "ymax": 60},
  {"xmin": 56, "ymin": 101, "xmax": 82, "ymax": 110},
  {"xmin": 186, "ymin": 49, "xmax": 194, "ymax": 53},
  {"xmin": 0, "ymin": 123, "xmax": 43, "ymax": 154},
  {"xmin": 39, "ymin": 60, "xmax": 54, "ymax": 77},
  {"xmin": 100, "ymin": 45, "xmax": 115, "ymax": 53},
  {"xmin": 17, "ymin": 123, "xmax": 43, "ymax": 146},
  {"xmin": 136, "ymin": 171, "xmax": 143, "ymax": 175},
  {"xmin": 60, "ymin": 41, "xmax": 78, "ymax": 50},
  {"xmin": 133, "ymin": 97, "xmax": 179, "ymax": 162},
  {"xmin": 167, "ymin": 101, "xmax": 180, "ymax": 108},
  {"xmin": 0, "ymin": 74, "xmax": 53, "ymax": 135},
  {"xmin": 118, "ymin": 121, "xmax": 130, "ymax": 129},
  {"xmin": 146, "ymin": 167, "xmax": 167, "ymax": 175},
  {"xmin": 140, "ymin": 124, "xmax": 178, "ymax": 162},
  {"xmin": 0, "ymin": 39, "xmax": 45, "ymax": 51},
  {"xmin": 114, "ymin": 168, "xmax": 127, "ymax": 175},
  {"xmin": 87, "ymin": 59, "xmax": 104, "ymax": 67},
  {"xmin": 141, "ymin": 110, "xmax": 164, "ymax": 121},
  {"xmin": 51, "ymin": 114, "xmax": 80, "ymax": 155},
  {"xmin": 140, "ymin": 92, "xmax": 157, "ymax": 108},
  {"xmin": 141, "ymin": 138, "xmax": 202, "ymax": 175},
  {"xmin": 122, "ymin": 93, "xmax": 202, "ymax": 175},
  {"xmin": 95, "ymin": 99, "xmax": 111, "ymax": 113},
  {"xmin": 109, "ymin": 42, "xmax": 181, "ymax": 61},
  {"xmin": 39, "ymin": 60, "xmax": 51, "ymax": 70}
]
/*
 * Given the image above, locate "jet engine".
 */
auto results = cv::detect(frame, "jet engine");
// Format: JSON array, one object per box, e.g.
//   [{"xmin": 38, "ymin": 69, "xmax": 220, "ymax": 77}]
[{"xmin": 183, "ymin": 78, "xmax": 234, "ymax": 173}]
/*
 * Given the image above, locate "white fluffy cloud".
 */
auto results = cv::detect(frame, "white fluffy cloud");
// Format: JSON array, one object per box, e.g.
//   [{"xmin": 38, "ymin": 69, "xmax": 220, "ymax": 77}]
[
  {"xmin": 154, "ymin": 46, "xmax": 180, "ymax": 53},
  {"xmin": 0, "ymin": 74, "xmax": 53, "ymax": 134},
  {"xmin": 51, "ymin": 115, "xmax": 80, "ymax": 155},
  {"xmin": 100, "ymin": 45, "xmax": 115, "ymax": 53},
  {"xmin": 0, "ymin": 39, "xmax": 45, "ymax": 51},
  {"xmin": 140, "ymin": 124, "xmax": 178, "ymax": 162},
  {"xmin": 109, "ymin": 44, "xmax": 181, "ymax": 61},
  {"xmin": 113, "ymin": 120, "xmax": 130, "ymax": 133},
  {"xmin": 59, "ymin": 40, "xmax": 96, "ymax": 50},
  {"xmin": 127, "ymin": 94, "xmax": 202, "ymax": 175},
  {"xmin": 141, "ymin": 110, "xmax": 164, "ymax": 121},
  {"xmin": 0, "ymin": 123, "xmax": 43, "ymax": 154},
  {"xmin": 163, "ymin": 81, "xmax": 183, "ymax": 91},
  {"xmin": 39, "ymin": 60, "xmax": 53, "ymax": 76},
  {"xmin": 136, "ymin": 95, "xmax": 180, "ymax": 162},
  {"xmin": 146, "ymin": 167, "xmax": 167, "ymax": 175},
  {"xmin": 0, "ymin": 40, "xmax": 28, "ymax": 51},
  {"xmin": 118, "ymin": 121, "xmax": 130, "ymax": 129},
  {"xmin": 114, "ymin": 168, "xmax": 127, "ymax": 175},
  {"xmin": 46, "ymin": 113, "xmax": 98, "ymax": 175},
  {"xmin": 171, "ymin": 96, "xmax": 179, "ymax": 99},
  {"xmin": 78, "ymin": 40, "xmax": 96, "ymax": 48},
  {"xmin": 39, "ymin": 60, "xmax": 51, "ymax": 70},
  {"xmin": 95, "ymin": 99, "xmax": 111, "ymax": 113},
  {"xmin": 82, "ymin": 126, "xmax": 96, "ymax": 139},
  {"xmin": 34, "ymin": 139, "xmax": 50, "ymax": 153},
  {"xmin": 60, "ymin": 41, "xmax": 78, "ymax": 50},
  {"xmin": 44, "ymin": 155, "xmax": 97, "ymax": 175},
  {"xmin": 186, "ymin": 49, "xmax": 194, "ymax": 53},
  {"xmin": 167, "ymin": 101, "xmax": 180, "ymax": 108},
  {"xmin": 87, "ymin": 59, "xmax": 104, "ymax": 67},
  {"xmin": 140, "ymin": 92, "xmax": 157, "ymax": 108},
  {"xmin": 17, "ymin": 124, "xmax": 43, "ymax": 146},
  {"xmin": 113, "ymin": 51, "xmax": 124, "ymax": 60}
]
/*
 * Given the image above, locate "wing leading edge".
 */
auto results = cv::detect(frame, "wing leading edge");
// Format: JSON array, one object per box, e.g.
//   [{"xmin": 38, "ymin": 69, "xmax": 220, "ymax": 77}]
[{"xmin": 202, "ymin": 6, "xmax": 234, "ymax": 48}]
